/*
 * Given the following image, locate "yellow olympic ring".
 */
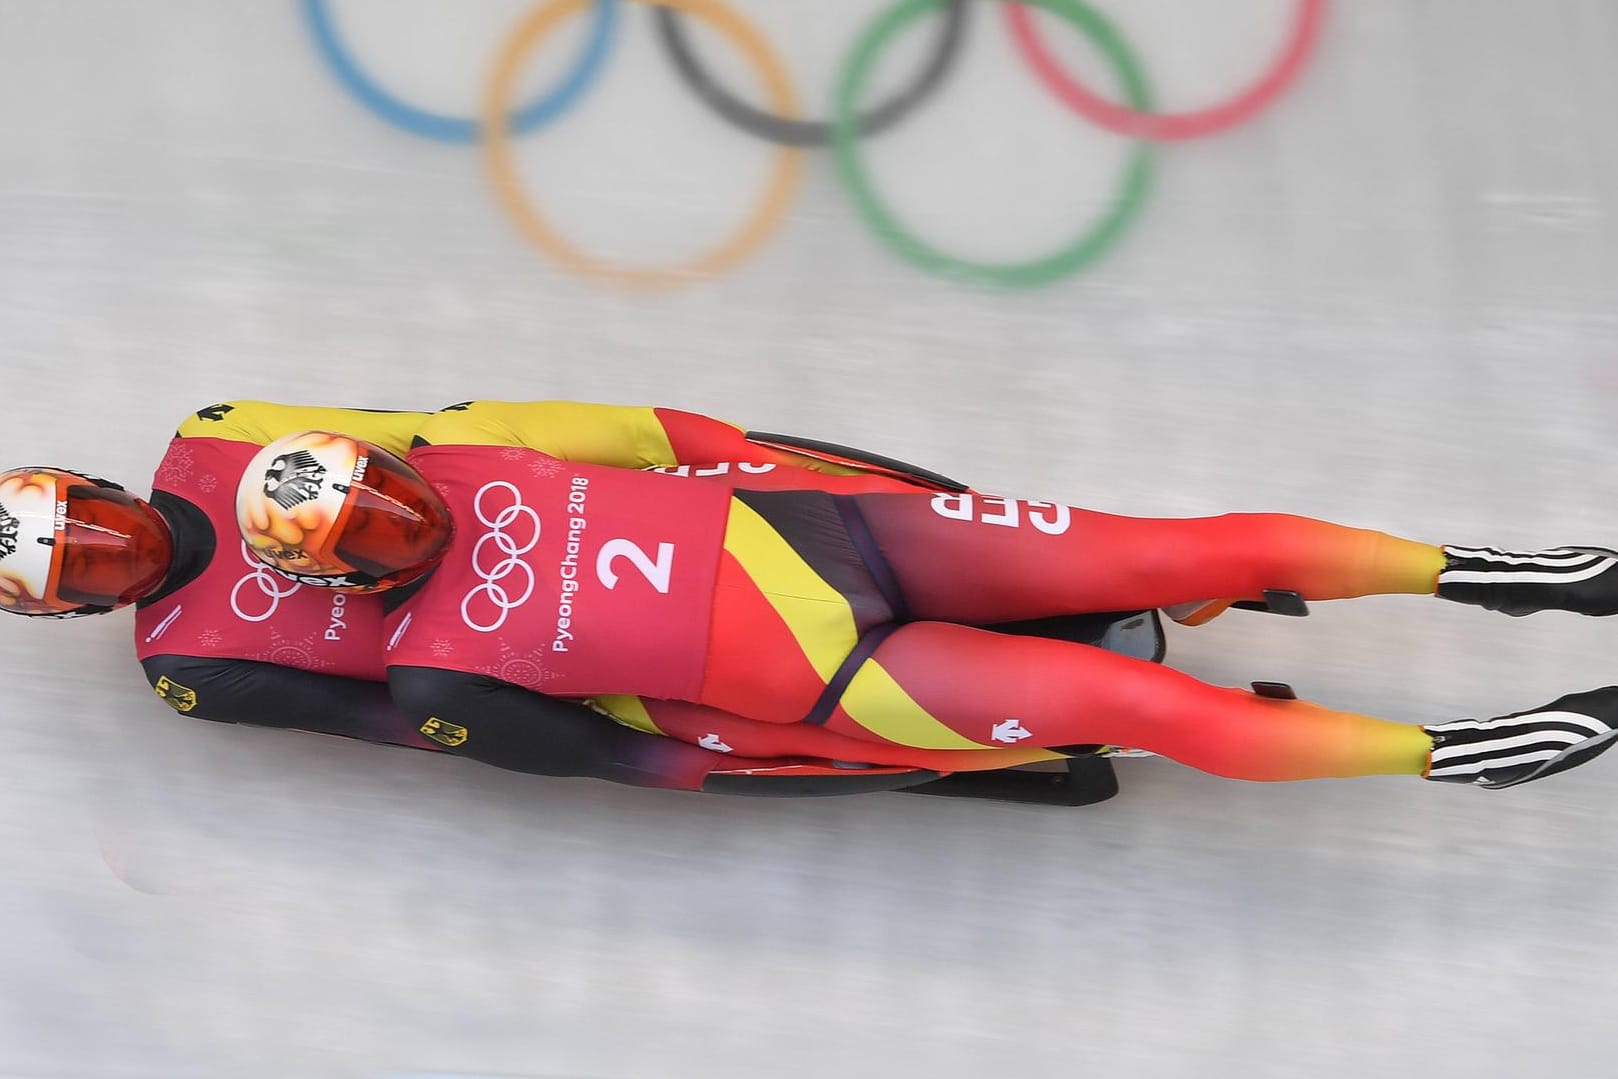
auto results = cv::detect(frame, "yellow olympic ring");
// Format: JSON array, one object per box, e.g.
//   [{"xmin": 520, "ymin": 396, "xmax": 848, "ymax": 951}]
[{"xmin": 482, "ymin": 0, "xmax": 804, "ymax": 291}]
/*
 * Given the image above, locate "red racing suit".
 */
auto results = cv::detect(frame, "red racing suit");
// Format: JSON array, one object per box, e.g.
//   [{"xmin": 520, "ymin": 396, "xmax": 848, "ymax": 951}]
[{"xmin": 138, "ymin": 399, "xmax": 962, "ymax": 796}]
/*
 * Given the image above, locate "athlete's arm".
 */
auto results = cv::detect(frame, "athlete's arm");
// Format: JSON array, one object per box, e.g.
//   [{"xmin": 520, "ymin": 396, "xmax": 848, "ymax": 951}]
[
  {"xmin": 143, "ymin": 655, "xmax": 438, "ymax": 750},
  {"xmin": 387, "ymin": 666, "xmax": 938, "ymax": 796},
  {"xmin": 176, "ymin": 400, "xmax": 432, "ymax": 456},
  {"xmin": 414, "ymin": 400, "xmax": 895, "ymax": 476}
]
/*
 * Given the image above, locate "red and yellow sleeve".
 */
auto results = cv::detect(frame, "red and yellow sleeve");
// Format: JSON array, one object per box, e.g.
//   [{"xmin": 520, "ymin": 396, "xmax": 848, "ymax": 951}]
[{"xmin": 414, "ymin": 400, "xmax": 869, "ymax": 475}]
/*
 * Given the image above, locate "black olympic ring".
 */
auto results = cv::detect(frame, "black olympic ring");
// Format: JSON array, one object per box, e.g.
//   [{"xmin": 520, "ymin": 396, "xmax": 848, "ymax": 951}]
[{"xmin": 650, "ymin": 0, "xmax": 972, "ymax": 148}]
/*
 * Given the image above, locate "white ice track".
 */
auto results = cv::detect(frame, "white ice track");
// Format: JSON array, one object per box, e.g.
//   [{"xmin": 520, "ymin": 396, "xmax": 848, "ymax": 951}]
[{"xmin": 3, "ymin": 1, "xmax": 1618, "ymax": 1076}]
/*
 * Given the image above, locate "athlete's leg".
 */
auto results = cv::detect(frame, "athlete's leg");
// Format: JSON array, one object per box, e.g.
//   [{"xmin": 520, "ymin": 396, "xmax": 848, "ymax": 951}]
[
  {"xmin": 594, "ymin": 693, "xmax": 1066, "ymax": 772},
  {"xmin": 820, "ymin": 622, "xmax": 1433, "ymax": 781},
  {"xmin": 692, "ymin": 489, "xmax": 1618, "ymax": 785},
  {"xmin": 598, "ymin": 665, "xmax": 1618, "ymax": 789},
  {"xmin": 823, "ymin": 623, "xmax": 1618, "ymax": 786},
  {"xmin": 853, "ymin": 492, "xmax": 1618, "ymax": 623},
  {"xmin": 850, "ymin": 492, "xmax": 1444, "ymax": 624}
]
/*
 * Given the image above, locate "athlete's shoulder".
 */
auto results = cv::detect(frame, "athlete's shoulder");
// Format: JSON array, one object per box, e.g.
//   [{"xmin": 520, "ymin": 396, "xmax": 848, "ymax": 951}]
[
  {"xmin": 411, "ymin": 400, "xmax": 491, "ymax": 447},
  {"xmin": 413, "ymin": 400, "xmax": 667, "ymax": 463},
  {"xmin": 174, "ymin": 400, "xmax": 256, "ymax": 439},
  {"xmin": 174, "ymin": 400, "xmax": 430, "ymax": 456}
]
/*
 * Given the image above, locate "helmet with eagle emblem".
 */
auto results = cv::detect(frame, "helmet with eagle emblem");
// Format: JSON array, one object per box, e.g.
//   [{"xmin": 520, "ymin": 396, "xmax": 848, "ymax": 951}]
[{"xmin": 236, "ymin": 431, "xmax": 452, "ymax": 594}]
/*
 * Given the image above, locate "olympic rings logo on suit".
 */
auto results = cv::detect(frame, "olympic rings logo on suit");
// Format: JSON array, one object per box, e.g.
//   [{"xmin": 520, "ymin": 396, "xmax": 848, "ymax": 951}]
[
  {"xmin": 302, "ymin": 0, "xmax": 1326, "ymax": 291},
  {"xmin": 461, "ymin": 480, "xmax": 544, "ymax": 634},
  {"xmin": 231, "ymin": 541, "xmax": 304, "ymax": 623}
]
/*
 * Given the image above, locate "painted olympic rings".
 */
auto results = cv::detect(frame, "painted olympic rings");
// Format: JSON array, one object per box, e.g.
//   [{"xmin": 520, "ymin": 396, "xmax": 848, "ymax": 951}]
[
  {"xmin": 652, "ymin": 0, "xmax": 971, "ymax": 148},
  {"xmin": 231, "ymin": 542, "xmax": 303, "ymax": 624},
  {"xmin": 302, "ymin": 0, "xmax": 621, "ymax": 142},
  {"xmin": 300, "ymin": 0, "xmax": 1328, "ymax": 288},
  {"xmin": 1002, "ymin": 0, "xmax": 1325, "ymax": 141},
  {"xmin": 461, "ymin": 481, "xmax": 542, "ymax": 634}
]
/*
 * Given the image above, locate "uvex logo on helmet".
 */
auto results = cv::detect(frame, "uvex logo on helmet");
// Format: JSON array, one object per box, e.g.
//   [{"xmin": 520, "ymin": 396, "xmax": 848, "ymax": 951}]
[
  {"xmin": 237, "ymin": 431, "xmax": 452, "ymax": 596},
  {"xmin": 0, "ymin": 501, "xmax": 18, "ymax": 560},
  {"xmin": 0, "ymin": 467, "xmax": 170, "ymax": 617}
]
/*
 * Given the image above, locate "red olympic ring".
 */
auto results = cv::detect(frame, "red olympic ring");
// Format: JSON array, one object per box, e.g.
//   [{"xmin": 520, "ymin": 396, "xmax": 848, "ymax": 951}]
[{"xmin": 1003, "ymin": 0, "xmax": 1326, "ymax": 141}]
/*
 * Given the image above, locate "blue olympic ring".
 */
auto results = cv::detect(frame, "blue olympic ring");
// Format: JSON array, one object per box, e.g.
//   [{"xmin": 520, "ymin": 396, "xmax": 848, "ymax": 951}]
[{"xmin": 300, "ymin": 0, "xmax": 620, "ymax": 143}]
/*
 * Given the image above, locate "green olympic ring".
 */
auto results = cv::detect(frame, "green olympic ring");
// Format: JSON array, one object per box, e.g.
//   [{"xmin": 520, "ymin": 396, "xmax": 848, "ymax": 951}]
[{"xmin": 832, "ymin": 0, "xmax": 1154, "ymax": 289}]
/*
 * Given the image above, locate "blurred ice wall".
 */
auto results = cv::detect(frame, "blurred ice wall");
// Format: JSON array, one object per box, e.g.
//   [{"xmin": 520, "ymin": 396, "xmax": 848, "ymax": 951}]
[{"xmin": 4, "ymin": 3, "xmax": 1618, "ymax": 1078}]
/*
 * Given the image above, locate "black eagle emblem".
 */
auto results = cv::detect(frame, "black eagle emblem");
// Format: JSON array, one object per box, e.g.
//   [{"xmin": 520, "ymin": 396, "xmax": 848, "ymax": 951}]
[{"xmin": 262, "ymin": 450, "xmax": 327, "ymax": 510}]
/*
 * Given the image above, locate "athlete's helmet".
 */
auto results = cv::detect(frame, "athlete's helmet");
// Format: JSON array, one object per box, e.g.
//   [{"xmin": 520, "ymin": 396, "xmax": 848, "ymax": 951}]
[
  {"xmin": 236, "ymin": 431, "xmax": 452, "ymax": 594},
  {"xmin": 0, "ymin": 468, "xmax": 172, "ymax": 617}
]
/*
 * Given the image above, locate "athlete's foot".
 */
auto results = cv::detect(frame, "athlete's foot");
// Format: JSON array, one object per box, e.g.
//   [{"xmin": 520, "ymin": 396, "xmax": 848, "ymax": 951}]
[
  {"xmin": 1425, "ymin": 687, "xmax": 1618, "ymax": 788},
  {"xmin": 1436, "ymin": 545, "xmax": 1618, "ymax": 616}
]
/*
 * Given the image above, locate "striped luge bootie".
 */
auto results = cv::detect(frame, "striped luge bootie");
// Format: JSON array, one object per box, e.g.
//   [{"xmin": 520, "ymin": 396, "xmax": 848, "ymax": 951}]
[
  {"xmin": 1437, "ymin": 545, "xmax": 1618, "ymax": 617},
  {"xmin": 1425, "ymin": 688, "xmax": 1618, "ymax": 789}
]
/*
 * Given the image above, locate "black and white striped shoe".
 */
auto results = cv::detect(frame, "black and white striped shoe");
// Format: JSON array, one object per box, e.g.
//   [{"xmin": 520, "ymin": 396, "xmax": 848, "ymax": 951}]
[
  {"xmin": 1437, "ymin": 545, "xmax": 1618, "ymax": 616},
  {"xmin": 1425, "ymin": 688, "xmax": 1618, "ymax": 789}
]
